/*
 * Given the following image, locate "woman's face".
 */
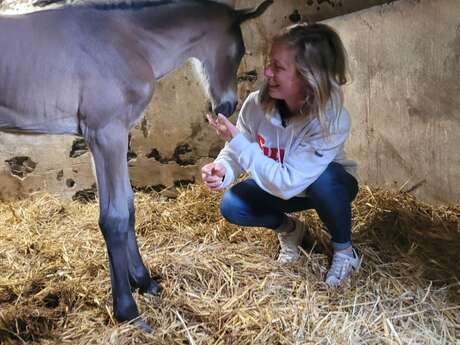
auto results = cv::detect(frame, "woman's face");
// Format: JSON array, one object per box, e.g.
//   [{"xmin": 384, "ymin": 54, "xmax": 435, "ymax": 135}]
[{"xmin": 264, "ymin": 41, "xmax": 306, "ymax": 108}]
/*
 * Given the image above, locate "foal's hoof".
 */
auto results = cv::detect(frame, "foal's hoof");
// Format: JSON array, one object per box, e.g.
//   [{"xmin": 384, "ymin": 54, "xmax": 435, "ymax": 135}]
[
  {"xmin": 139, "ymin": 279, "xmax": 162, "ymax": 296},
  {"xmin": 130, "ymin": 317, "xmax": 153, "ymax": 333}
]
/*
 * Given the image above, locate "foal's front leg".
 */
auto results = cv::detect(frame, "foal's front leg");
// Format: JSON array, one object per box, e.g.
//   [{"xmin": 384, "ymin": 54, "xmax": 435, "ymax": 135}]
[
  {"xmin": 87, "ymin": 121, "xmax": 150, "ymax": 330},
  {"xmin": 127, "ymin": 196, "xmax": 162, "ymax": 295}
]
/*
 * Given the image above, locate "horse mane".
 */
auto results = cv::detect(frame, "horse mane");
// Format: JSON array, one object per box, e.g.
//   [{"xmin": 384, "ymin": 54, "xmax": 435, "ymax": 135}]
[
  {"xmin": 33, "ymin": 0, "xmax": 232, "ymax": 11},
  {"xmin": 92, "ymin": 0, "xmax": 228, "ymax": 11}
]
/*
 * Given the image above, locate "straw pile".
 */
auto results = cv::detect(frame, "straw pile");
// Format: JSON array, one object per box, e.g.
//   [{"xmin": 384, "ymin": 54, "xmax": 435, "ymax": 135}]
[{"xmin": 0, "ymin": 184, "xmax": 459, "ymax": 345}]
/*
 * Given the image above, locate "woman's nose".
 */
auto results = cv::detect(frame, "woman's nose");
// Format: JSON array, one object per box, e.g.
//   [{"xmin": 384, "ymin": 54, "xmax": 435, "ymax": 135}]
[{"xmin": 264, "ymin": 66, "xmax": 274, "ymax": 78}]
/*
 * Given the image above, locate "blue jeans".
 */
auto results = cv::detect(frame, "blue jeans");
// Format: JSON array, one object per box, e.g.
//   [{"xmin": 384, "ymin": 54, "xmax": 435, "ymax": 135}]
[{"xmin": 220, "ymin": 162, "xmax": 359, "ymax": 251}]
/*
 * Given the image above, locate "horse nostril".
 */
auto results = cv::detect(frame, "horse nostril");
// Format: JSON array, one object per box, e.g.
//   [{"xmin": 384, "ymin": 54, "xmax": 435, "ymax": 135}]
[{"xmin": 215, "ymin": 101, "xmax": 236, "ymax": 118}]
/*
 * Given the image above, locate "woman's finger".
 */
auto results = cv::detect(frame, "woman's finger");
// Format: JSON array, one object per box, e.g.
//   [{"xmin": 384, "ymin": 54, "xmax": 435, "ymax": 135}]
[
  {"xmin": 212, "ymin": 166, "xmax": 225, "ymax": 177},
  {"xmin": 204, "ymin": 175, "xmax": 221, "ymax": 184},
  {"xmin": 208, "ymin": 181, "xmax": 223, "ymax": 189},
  {"xmin": 207, "ymin": 113, "xmax": 219, "ymax": 126},
  {"xmin": 217, "ymin": 114, "xmax": 238, "ymax": 138}
]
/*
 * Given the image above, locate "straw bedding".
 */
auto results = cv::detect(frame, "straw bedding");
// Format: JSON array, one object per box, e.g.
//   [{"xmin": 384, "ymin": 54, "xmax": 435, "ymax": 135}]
[{"xmin": 0, "ymin": 185, "xmax": 459, "ymax": 344}]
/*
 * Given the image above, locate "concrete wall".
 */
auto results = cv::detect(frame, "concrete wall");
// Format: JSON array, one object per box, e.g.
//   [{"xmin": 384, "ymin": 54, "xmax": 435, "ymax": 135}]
[
  {"xmin": 2, "ymin": 0, "xmax": 458, "ymax": 205},
  {"xmin": 327, "ymin": 0, "xmax": 460, "ymax": 204}
]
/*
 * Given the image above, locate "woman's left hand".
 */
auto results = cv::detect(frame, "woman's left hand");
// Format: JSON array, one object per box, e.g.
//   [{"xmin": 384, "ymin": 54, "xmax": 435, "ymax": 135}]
[{"xmin": 207, "ymin": 113, "xmax": 239, "ymax": 142}]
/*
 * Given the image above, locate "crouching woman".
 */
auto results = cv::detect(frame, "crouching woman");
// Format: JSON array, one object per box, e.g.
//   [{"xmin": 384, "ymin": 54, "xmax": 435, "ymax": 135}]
[{"xmin": 202, "ymin": 23, "xmax": 360, "ymax": 287}]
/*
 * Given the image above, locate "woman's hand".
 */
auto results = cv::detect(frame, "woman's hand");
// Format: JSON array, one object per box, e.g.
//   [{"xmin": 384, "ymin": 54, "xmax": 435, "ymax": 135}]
[
  {"xmin": 207, "ymin": 113, "xmax": 239, "ymax": 142},
  {"xmin": 201, "ymin": 162, "xmax": 226, "ymax": 190}
]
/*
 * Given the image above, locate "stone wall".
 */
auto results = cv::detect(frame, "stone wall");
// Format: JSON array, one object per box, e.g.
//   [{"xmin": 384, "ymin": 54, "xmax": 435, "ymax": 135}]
[{"xmin": 0, "ymin": 0, "xmax": 393, "ymax": 201}]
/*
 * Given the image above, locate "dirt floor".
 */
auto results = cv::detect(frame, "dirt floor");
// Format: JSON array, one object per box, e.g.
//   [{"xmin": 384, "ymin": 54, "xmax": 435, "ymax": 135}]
[{"xmin": 0, "ymin": 184, "xmax": 459, "ymax": 344}]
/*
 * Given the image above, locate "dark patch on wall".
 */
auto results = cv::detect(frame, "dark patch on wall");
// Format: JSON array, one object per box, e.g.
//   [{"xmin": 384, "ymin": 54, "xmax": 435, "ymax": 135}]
[
  {"xmin": 238, "ymin": 70, "xmax": 258, "ymax": 83},
  {"xmin": 5, "ymin": 156, "xmax": 37, "ymax": 178},
  {"xmin": 66, "ymin": 178, "xmax": 75, "ymax": 188},
  {"xmin": 174, "ymin": 177, "xmax": 195, "ymax": 188},
  {"xmin": 146, "ymin": 148, "xmax": 164, "ymax": 162},
  {"xmin": 172, "ymin": 143, "xmax": 194, "ymax": 166},
  {"xmin": 72, "ymin": 183, "xmax": 97, "ymax": 203},
  {"xmin": 127, "ymin": 151, "xmax": 137, "ymax": 160},
  {"xmin": 288, "ymin": 9, "xmax": 301, "ymax": 23},
  {"xmin": 140, "ymin": 118, "xmax": 149, "ymax": 138},
  {"xmin": 56, "ymin": 170, "xmax": 64, "ymax": 181},
  {"xmin": 127, "ymin": 134, "xmax": 137, "ymax": 161},
  {"xmin": 69, "ymin": 139, "xmax": 88, "ymax": 158},
  {"xmin": 147, "ymin": 144, "xmax": 195, "ymax": 165}
]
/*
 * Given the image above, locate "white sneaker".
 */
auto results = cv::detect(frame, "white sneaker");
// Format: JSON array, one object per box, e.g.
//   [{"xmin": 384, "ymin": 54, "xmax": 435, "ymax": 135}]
[
  {"xmin": 277, "ymin": 217, "xmax": 305, "ymax": 264},
  {"xmin": 325, "ymin": 247, "xmax": 361, "ymax": 287}
]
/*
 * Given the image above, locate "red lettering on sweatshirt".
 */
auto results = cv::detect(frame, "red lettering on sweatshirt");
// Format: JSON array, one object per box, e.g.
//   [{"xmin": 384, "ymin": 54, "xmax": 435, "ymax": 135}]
[{"xmin": 257, "ymin": 134, "xmax": 285, "ymax": 163}]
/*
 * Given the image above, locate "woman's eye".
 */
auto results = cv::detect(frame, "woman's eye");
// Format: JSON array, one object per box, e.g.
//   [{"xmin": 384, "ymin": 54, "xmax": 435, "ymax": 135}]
[{"xmin": 265, "ymin": 59, "xmax": 285, "ymax": 72}]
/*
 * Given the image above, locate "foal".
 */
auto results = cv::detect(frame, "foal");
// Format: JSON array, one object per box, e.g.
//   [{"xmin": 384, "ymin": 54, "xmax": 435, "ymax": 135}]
[{"xmin": 0, "ymin": 0, "xmax": 273, "ymax": 329}]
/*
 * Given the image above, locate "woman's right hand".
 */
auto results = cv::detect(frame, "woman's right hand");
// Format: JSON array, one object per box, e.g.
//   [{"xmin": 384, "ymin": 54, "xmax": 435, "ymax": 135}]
[{"xmin": 201, "ymin": 162, "xmax": 226, "ymax": 190}]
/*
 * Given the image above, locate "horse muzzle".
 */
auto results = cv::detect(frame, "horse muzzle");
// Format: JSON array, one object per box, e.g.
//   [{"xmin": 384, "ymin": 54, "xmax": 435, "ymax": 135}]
[{"xmin": 214, "ymin": 101, "xmax": 237, "ymax": 118}]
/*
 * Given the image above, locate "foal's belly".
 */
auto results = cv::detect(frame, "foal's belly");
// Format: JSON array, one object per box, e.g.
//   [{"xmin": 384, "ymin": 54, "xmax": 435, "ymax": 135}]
[
  {"xmin": 0, "ymin": 105, "xmax": 81, "ymax": 135},
  {"xmin": 0, "ymin": 13, "xmax": 82, "ymax": 135}
]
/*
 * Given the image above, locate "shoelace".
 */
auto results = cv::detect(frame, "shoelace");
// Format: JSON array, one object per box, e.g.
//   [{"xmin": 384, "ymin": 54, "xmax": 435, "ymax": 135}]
[
  {"xmin": 329, "ymin": 254, "xmax": 352, "ymax": 279},
  {"xmin": 280, "ymin": 246, "xmax": 297, "ymax": 256}
]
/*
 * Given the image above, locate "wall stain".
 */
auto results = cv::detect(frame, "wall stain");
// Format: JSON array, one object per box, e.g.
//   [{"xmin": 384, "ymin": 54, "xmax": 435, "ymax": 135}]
[
  {"xmin": 69, "ymin": 139, "xmax": 88, "ymax": 158},
  {"xmin": 238, "ymin": 70, "xmax": 258, "ymax": 83},
  {"xmin": 5, "ymin": 156, "xmax": 37, "ymax": 179},
  {"xmin": 127, "ymin": 134, "xmax": 137, "ymax": 161},
  {"xmin": 146, "ymin": 143, "xmax": 195, "ymax": 166},
  {"xmin": 288, "ymin": 9, "xmax": 301, "ymax": 23},
  {"xmin": 72, "ymin": 183, "xmax": 97, "ymax": 203}
]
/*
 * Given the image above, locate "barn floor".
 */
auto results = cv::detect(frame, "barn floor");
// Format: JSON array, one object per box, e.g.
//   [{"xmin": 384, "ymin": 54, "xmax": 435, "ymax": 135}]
[{"xmin": 0, "ymin": 185, "xmax": 459, "ymax": 345}]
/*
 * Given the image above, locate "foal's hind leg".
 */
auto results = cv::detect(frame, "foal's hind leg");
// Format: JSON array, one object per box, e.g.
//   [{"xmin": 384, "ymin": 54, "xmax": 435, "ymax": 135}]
[
  {"xmin": 127, "ymin": 196, "xmax": 162, "ymax": 296},
  {"xmin": 86, "ymin": 120, "xmax": 148, "ymax": 327}
]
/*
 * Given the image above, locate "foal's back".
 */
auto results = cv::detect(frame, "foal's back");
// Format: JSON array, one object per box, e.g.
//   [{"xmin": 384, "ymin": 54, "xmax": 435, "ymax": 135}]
[
  {"xmin": 0, "ymin": 1, "xmax": 232, "ymax": 134},
  {"xmin": 0, "ymin": 7, "xmax": 150, "ymax": 134}
]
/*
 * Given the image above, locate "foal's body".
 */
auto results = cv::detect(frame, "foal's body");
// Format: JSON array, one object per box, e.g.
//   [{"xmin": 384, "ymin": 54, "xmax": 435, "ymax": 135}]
[
  {"xmin": 1, "ymin": 3, "xmax": 224, "ymax": 134},
  {"xmin": 0, "ymin": 0, "xmax": 272, "ymax": 329}
]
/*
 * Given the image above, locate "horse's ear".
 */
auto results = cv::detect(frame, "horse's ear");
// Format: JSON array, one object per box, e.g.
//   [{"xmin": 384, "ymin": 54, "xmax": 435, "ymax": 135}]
[
  {"xmin": 234, "ymin": 0, "xmax": 274, "ymax": 24},
  {"xmin": 33, "ymin": 0, "xmax": 65, "ymax": 7}
]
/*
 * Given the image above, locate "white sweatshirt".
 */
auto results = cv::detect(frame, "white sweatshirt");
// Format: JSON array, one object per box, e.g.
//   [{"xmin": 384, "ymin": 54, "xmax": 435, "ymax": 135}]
[{"xmin": 215, "ymin": 90, "xmax": 357, "ymax": 200}]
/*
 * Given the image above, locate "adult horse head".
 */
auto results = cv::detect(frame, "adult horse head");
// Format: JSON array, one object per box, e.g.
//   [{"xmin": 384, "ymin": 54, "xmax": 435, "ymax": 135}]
[{"xmin": 0, "ymin": 0, "xmax": 273, "ymax": 331}]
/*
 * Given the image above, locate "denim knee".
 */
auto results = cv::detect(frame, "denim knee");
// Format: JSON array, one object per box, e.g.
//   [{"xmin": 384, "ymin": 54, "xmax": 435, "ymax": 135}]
[
  {"xmin": 307, "ymin": 163, "xmax": 357, "ymax": 202},
  {"xmin": 220, "ymin": 189, "xmax": 240, "ymax": 224},
  {"xmin": 219, "ymin": 183, "xmax": 285, "ymax": 229}
]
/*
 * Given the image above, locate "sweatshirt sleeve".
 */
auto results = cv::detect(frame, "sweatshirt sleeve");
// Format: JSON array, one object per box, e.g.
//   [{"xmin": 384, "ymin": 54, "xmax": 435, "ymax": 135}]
[
  {"xmin": 213, "ymin": 93, "xmax": 258, "ymax": 188},
  {"xmin": 228, "ymin": 109, "xmax": 352, "ymax": 199}
]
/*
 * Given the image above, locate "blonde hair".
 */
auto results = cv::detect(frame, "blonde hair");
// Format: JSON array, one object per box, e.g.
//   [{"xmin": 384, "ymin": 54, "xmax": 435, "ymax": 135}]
[{"xmin": 260, "ymin": 23, "xmax": 348, "ymax": 135}]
